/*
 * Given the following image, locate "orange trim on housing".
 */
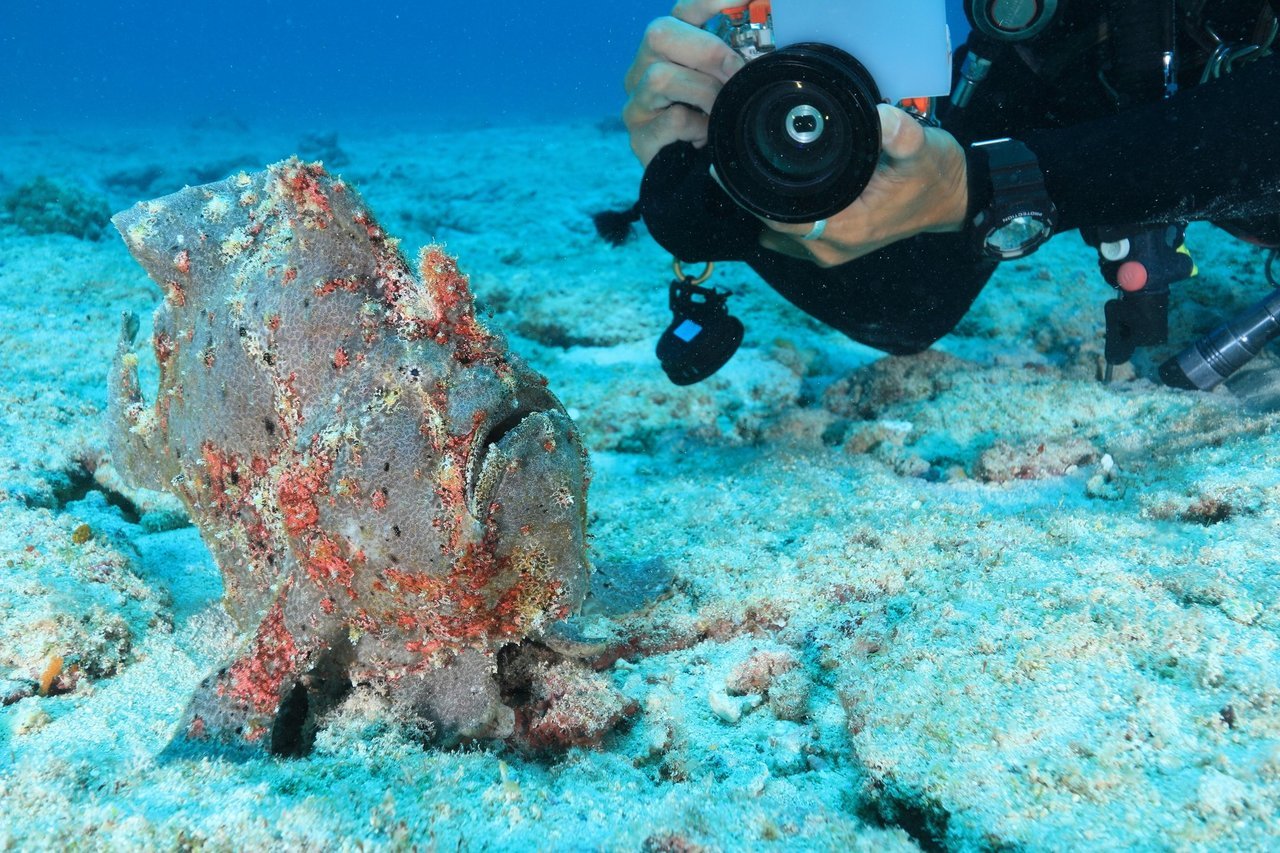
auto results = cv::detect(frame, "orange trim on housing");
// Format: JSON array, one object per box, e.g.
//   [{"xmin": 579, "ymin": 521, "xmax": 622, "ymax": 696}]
[{"xmin": 898, "ymin": 97, "xmax": 936, "ymax": 119}]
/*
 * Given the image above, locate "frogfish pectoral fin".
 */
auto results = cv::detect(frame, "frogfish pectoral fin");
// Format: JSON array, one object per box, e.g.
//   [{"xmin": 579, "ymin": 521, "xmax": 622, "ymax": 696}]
[{"xmin": 106, "ymin": 310, "xmax": 170, "ymax": 492}]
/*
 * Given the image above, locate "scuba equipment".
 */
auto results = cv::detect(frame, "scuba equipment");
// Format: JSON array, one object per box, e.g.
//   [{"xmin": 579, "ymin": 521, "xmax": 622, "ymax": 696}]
[
  {"xmin": 958, "ymin": 0, "xmax": 1197, "ymax": 376},
  {"xmin": 1084, "ymin": 224, "xmax": 1197, "ymax": 376},
  {"xmin": 966, "ymin": 0, "xmax": 1062, "ymax": 41},
  {"xmin": 656, "ymin": 262, "xmax": 745, "ymax": 386},
  {"xmin": 953, "ymin": 0, "xmax": 1278, "ymax": 106},
  {"xmin": 952, "ymin": 0, "xmax": 1066, "ymax": 107},
  {"xmin": 1094, "ymin": 0, "xmax": 1277, "ymax": 384},
  {"xmin": 1184, "ymin": 0, "xmax": 1280, "ymax": 81},
  {"xmin": 1093, "ymin": 1, "xmax": 1189, "ymax": 382},
  {"xmin": 951, "ymin": 0, "xmax": 1278, "ymax": 388}
]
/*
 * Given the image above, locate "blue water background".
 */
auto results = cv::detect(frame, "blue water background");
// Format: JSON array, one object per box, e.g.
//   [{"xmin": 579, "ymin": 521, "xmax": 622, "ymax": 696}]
[{"xmin": 1, "ymin": 2, "xmax": 971, "ymax": 131}]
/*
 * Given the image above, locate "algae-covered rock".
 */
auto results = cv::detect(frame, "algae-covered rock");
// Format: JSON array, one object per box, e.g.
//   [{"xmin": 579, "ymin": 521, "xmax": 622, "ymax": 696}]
[{"xmin": 2, "ymin": 177, "xmax": 111, "ymax": 240}]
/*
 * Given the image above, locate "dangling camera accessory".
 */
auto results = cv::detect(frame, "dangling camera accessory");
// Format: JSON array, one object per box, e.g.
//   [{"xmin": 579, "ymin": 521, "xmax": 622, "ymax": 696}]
[{"xmin": 656, "ymin": 261, "xmax": 744, "ymax": 386}]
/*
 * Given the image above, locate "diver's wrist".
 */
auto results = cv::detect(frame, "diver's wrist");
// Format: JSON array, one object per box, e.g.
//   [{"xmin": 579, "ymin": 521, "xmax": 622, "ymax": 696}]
[{"xmin": 925, "ymin": 129, "xmax": 972, "ymax": 235}]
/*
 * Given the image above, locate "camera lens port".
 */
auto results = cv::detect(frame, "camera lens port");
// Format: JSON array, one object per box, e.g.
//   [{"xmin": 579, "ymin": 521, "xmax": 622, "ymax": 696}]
[{"xmin": 709, "ymin": 43, "xmax": 882, "ymax": 224}]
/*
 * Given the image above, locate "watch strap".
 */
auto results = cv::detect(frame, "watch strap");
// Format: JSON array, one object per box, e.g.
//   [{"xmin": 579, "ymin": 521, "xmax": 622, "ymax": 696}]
[{"xmin": 963, "ymin": 141, "xmax": 995, "ymax": 227}]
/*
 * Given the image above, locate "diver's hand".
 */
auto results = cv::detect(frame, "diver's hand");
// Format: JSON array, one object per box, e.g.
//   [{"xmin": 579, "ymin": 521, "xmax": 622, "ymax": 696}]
[
  {"xmin": 755, "ymin": 105, "xmax": 970, "ymax": 267},
  {"xmin": 623, "ymin": 1, "xmax": 747, "ymax": 168}
]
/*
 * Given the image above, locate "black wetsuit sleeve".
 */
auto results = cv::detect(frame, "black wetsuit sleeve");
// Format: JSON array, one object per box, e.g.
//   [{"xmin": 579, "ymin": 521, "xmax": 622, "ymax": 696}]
[
  {"xmin": 1022, "ymin": 53, "xmax": 1280, "ymax": 231},
  {"xmin": 638, "ymin": 142, "xmax": 998, "ymax": 355}
]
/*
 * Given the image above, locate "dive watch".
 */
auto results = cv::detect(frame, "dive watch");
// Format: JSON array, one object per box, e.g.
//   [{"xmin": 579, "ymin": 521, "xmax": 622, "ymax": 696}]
[{"xmin": 970, "ymin": 137, "xmax": 1058, "ymax": 260}]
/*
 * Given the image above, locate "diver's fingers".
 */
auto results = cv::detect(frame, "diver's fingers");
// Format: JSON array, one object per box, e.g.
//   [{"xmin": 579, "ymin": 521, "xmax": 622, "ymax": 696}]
[
  {"xmin": 759, "ymin": 230, "xmax": 893, "ymax": 268},
  {"xmin": 757, "ymin": 229, "xmax": 829, "ymax": 262},
  {"xmin": 626, "ymin": 16, "xmax": 744, "ymax": 93},
  {"xmin": 625, "ymin": 61, "xmax": 722, "ymax": 121},
  {"xmin": 758, "ymin": 231, "xmax": 816, "ymax": 262},
  {"xmin": 629, "ymin": 104, "xmax": 709, "ymax": 167},
  {"xmin": 672, "ymin": 0, "xmax": 747, "ymax": 27},
  {"xmin": 757, "ymin": 219, "xmax": 814, "ymax": 238}
]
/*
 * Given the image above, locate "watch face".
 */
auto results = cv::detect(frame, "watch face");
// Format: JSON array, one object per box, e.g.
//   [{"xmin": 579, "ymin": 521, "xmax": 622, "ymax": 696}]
[{"xmin": 986, "ymin": 214, "xmax": 1054, "ymax": 259}]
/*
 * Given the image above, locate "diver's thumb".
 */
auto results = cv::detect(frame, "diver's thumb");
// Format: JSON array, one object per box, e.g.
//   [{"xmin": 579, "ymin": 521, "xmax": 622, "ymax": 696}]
[{"xmin": 878, "ymin": 104, "xmax": 925, "ymax": 161}]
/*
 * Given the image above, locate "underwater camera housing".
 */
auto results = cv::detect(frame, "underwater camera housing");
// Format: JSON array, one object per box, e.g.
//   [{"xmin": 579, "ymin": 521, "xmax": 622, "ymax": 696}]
[{"xmin": 709, "ymin": 0, "xmax": 953, "ymax": 224}]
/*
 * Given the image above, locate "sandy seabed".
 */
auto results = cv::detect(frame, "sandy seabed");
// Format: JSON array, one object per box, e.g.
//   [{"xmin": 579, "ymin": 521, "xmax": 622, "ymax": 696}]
[{"xmin": 0, "ymin": 116, "xmax": 1278, "ymax": 851}]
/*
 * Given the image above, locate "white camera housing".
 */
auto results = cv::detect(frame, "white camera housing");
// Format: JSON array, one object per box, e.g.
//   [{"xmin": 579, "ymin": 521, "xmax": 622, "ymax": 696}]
[{"xmin": 767, "ymin": 0, "xmax": 952, "ymax": 102}]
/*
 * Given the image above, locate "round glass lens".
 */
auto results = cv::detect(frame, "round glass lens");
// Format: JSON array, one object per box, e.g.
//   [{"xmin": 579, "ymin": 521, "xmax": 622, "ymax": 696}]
[{"xmin": 746, "ymin": 82, "xmax": 849, "ymax": 183}]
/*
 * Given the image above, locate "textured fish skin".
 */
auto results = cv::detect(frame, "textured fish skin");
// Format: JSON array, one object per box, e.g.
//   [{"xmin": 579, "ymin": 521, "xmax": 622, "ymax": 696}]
[{"xmin": 108, "ymin": 159, "xmax": 590, "ymax": 753}]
